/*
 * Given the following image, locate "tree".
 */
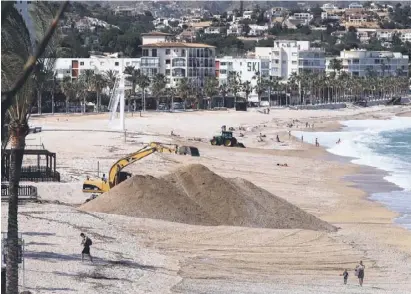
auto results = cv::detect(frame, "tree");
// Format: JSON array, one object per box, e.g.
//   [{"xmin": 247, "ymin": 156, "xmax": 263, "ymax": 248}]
[
  {"xmin": 177, "ymin": 78, "xmax": 192, "ymax": 109},
  {"xmin": 91, "ymin": 74, "xmax": 107, "ymax": 112},
  {"xmin": 228, "ymin": 71, "xmax": 241, "ymax": 105},
  {"xmin": 124, "ymin": 66, "xmax": 139, "ymax": 112},
  {"xmin": 135, "ymin": 72, "xmax": 150, "ymax": 112},
  {"xmin": 151, "ymin": 73, "xmax": 167, "ymax": 109},
  {"xmin": 253, "ymin": 72, "xmax": 266, "ymax": 106},
  {"xmin": 104, "ymin": 70, "xmax": 117, "ymax": 90},
  {"xmin": 204, "ymin": 76, "xmax": 218, "ymax": 108},
  {"xmin": 33, "ymin": 58, "xmax": 55, "ymax": 115},
  {"xmin": 219, "ymin": 83, "xmax": 229, "ymax": 108},
  {"xmin": 241, "ymin": 80, "xmax": 252, "ymax": 102},
  {"xmin": 329, "ymin": 58, "xmax": 342, "ymax": 74},
  {"xmin": 81, "ymin": 69, "xmax": 95, "ymax": 113},
  {"xmin": 61, "ymin": 76, "xmax": 74, "ymax": 113}
]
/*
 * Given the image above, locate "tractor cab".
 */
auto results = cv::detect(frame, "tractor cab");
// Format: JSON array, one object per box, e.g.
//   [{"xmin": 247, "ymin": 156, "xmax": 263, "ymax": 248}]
[{"xmin": 221, "ymin": 131, "xmax": 233, "ymax": 138}]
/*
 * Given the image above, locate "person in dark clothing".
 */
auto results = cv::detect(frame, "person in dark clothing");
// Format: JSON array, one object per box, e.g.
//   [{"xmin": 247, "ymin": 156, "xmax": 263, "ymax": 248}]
[
  {"xmin": 341, "ymin": 269, "xmax": 349, "ymax": 284},
  {"xmin": 80, "ymin": 233, "xmax": 93, "ymax": 262},
  {"xmin": 355, "ymin": 261, "xmax": 365, "ymax": 286}
]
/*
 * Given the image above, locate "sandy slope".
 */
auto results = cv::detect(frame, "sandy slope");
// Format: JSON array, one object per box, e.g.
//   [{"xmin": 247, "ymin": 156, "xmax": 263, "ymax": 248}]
[{"xmin": 2, "ymin": 104, "xmax": 411, "ymax": 293}]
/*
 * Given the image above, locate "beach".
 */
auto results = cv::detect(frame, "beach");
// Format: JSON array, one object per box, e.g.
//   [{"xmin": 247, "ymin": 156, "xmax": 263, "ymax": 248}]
[{"xmin": 2, "ymin": 104, "xmax": 411, "ymax": 293}]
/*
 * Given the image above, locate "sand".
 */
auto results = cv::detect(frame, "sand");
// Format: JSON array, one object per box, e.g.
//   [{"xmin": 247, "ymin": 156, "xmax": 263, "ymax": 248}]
[
  {"xmin": 81, "ymin": 164, "xmax": 336, "ymax": 231},
  {"xmin": 2, "ymin": 104, "xmax": 411, "ymax": 293}
]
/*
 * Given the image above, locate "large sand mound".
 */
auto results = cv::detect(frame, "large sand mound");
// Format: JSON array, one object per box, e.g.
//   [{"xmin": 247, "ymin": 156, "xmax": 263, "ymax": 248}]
[{"xmin": 80, "ymin": 164, "xmax": 336, "ymax": 231}]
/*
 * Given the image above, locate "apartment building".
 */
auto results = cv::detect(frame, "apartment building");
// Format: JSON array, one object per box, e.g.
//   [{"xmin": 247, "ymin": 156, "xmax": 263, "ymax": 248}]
[
  {"xmin": 255, "ymin": 40, "xmax": 326, "ymax": 80},
  {"xmin": 139, "ymin": 33, "xmax": 216, "ymax": 88},
  {"xmin": 53, "ymin": 56, "xmax": 141, "ymax": 81},
  {"xmin": 326, "ymin": 50, "xmax": 409, "ymax": 77},
  {"xmin": 215, "ymin": 56, "xmax": 270, "ymax": 101}
]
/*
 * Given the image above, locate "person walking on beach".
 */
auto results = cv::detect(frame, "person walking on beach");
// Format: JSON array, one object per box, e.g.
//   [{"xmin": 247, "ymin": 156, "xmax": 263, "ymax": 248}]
[
  {"xmin": 341, "ymin": 269, "xmax": 349, "ymax": 284},
  {"xmin": 80, "ymin": 233, "xmax": 93, "ymax": 262},
  {"xmin": 315, "ymin": 138, "xmax": 319, "ymax": 147},
  {"xmin": 355, "ymin": 261, "xmax": 365, "ymax": 286}
]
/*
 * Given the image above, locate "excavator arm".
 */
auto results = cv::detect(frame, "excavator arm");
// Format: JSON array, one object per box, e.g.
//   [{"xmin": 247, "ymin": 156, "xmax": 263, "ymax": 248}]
[
  {"xmin": 82, "ymin": 142, "xmax": 191, "ymax": 194},
  {"xmin": 107, "ymin": 142, "xmax": 178, "ymax": 188}
]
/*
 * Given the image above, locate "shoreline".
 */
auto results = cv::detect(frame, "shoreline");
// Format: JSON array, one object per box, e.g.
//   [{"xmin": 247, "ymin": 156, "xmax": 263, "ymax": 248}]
[{"xmin": 304, "ymin": 115, "xmax": 411, "ymax": 254}]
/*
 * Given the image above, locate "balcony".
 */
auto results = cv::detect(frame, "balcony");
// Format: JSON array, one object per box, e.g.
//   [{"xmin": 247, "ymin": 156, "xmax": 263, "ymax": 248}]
[{"xmin": 140, "ymin": 57, "xmax": 160, "ymax": 68}]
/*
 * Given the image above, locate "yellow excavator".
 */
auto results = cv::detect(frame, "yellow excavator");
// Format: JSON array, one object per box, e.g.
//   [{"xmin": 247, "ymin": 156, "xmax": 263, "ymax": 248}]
[{"xmin": 82, "ymin": 142, "xmax": 199, "ymax": 194}]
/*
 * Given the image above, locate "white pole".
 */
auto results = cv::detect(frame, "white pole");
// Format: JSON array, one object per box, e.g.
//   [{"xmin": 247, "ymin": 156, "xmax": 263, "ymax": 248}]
[{"xmin": 119, "ymin": 75, "xmax": 125, "ymax": 131}]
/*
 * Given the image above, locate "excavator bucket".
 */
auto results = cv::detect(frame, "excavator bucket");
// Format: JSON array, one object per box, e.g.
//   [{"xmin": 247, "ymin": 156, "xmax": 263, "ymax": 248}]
[{"xmin": 177, "ymin": 146, "xmax": 200, "ymax": 157}]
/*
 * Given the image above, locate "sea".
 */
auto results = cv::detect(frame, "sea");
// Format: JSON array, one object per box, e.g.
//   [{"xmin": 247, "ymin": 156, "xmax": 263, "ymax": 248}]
[{"xmin": 293, "ymin": 116, "xmax": 411, "ymax": 230}]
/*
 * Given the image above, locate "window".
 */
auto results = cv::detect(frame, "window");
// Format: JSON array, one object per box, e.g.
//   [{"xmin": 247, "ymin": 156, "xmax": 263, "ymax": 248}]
[
  {"xmin": 220, "ymin": 69, "xmax": 227, "ymax": 74},
  {"xmin": 374, "ymin": 59, "xmax": 380, "ymax": 64},
  {"xmin": 353, "ymin": 59, "xmax": 359, "ymax": 64},
  {"xmin": 292, "ymin": 52, "xmax": 297, "ymax": 56},
  {"xmin": 221, "ymin": 62, "xmax": 227, "ymax": 66},
  {"xmin": 181, "ymin": 49, "xmax": 186, "ymax": 56},
  {"xmin": 126, "ymin": 62, "xmax": 130, "ymax": 65},
  {"xmin": 152, "ymin": 49, "xmax": 157, "ymax": 57},
  {"xmin": 292, "ymin": 61, "xmax": 297, "ymax": 65},
  {"xmin": 80, "ymin": 62, "xmax": 84, "ymax": 65},
  {"xmin": 166, "ymin": 59, "xmax": 171, "ymax": 64},
  {"xmin": 115, "ymin": 62, "xmax": 119, "ymax": 66},
  {"xmin": 142, "ymin": 49, "xmax": 149, "ymax": 57},
  {"xmin": 166, "ymin": 49, "xmax": 171, "ymax": 55},
  {"xmin": 166, "ymin": 69, "xmax": 171, "ymax": 75},
  {"xmin": 66, "ymin": 70, "xmax": 70, "ymax": 74}
]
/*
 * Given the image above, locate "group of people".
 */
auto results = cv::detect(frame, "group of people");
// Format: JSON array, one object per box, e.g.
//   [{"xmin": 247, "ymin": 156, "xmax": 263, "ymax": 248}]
[{"xmin": 341, "ymin": 261, "xmax": 366, "ymax": 286}]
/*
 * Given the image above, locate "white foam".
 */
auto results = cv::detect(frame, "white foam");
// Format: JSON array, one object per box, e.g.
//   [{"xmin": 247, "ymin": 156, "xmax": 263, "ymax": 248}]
[{"xmin": 293, "ymin": 117, "xmax": 411, "ymax": 191}]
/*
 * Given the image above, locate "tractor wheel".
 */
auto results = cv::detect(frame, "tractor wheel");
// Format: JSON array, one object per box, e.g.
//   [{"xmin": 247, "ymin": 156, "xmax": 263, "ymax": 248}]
[
  {"xmin": 224, "ymin": 139, "xmax": 232, "ymax": 147},
  {"xmin": 211, "ymin": 139, "xmax": 217, "ymax": 145}
]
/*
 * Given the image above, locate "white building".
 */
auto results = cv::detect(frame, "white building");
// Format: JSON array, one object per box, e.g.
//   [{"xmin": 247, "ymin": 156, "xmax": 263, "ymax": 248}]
[
  {"xmin": 255, "ymin": 40, "xmax": 326, "ymax": 80},
  {"xmin": 216, "ymin": 57, "xmax": 270, "ymax": 101},
  {"xmin": 53, "ymin": 56, "xmax": 141, "ymax": 81},
  {"xmin": 348, "ymin": 3, "xmax": 363, "ymax": 9},
  {"xmin": 321, "ymin": 11, "xmax": 340, "ymax": 21},
  {"xmin": 321, "ymin": 3, "xmax": 338, "ymax": 10},
  {"xmin": 326, "ymin": 50, "xmax": 409, "ymax": 77},
  {"xmin": 243, "ymin": 10, "xmax": 253, "ymax": 19},
  {"xmin": 139, "ymin": 33, "xmax": 216, "ymax": 88},
  {"xmin": 204, "ymin": 27, "xmax": 223, "ymax": 34},
  {"xmin": 289, "ymin": 13, "xmax": 313, "ymax": 25}
]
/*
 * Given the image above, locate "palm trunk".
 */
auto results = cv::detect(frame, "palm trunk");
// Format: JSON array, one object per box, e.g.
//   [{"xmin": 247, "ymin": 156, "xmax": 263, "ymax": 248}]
[
  {"xmin": 37, "ymin": 89, "xmax": 42, "ymax": 115},
  {"xmin": 82, "ymin": 95, "xmax": 86, "ymax": 114},
  {"xmin": 97, "ymin": 92, "xmax": 100, "ymax": 113},
  {"xmin": 51, "ymin": 89, "xmax": 55, "ymax": 114},
  {"xmin": 66, "ymin": 97, "xmax": 69, "ymax": 113},
  {"xmin": 6, "ymin": 124, "xmax": 28, "ymax": 294}
]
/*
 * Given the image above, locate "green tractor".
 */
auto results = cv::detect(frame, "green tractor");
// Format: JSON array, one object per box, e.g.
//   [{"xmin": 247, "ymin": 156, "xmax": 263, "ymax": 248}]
[{"xmin": 210, "ymin": 131, "xmax": 245, "ymax": 147}]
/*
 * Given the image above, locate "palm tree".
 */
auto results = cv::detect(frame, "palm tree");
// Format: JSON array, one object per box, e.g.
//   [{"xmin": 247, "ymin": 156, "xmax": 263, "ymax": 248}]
[
  {"xmin": 61, "ymin": 76, "xmax": 74, "ymax": 113},
  {"xmin": 136, "ymin": 71, "xmax": 150, "ymax": 112},
  {"xmin": 241, "ymin": 80, "xmax": 252, "ymax": 102},
  {"xmin": 329, "ymin": 58, "xmax": 343, "ymax": 75},
  {"xmin": 177, "ymin": 78, "xmax": 192, "ymax": 109},
  {"xmin": 204, "ymin": 76, "xmax": 218, "ymax": 109},
  {"xmin": 33, "ymin": 58, "xmax": 55, "ymax": 115},
  {"xmin": 81, "ymin": 69, "xmax": 94, "ymax": 113},
  {"xmin": 219, "ymin": 83, "xmax": 229, "ymax": 108},
  {"xmin": 124, "ymin": 66, "xmax": 139, "ymax": 112},
  {"xmin": 264, "ymin": 77, "xmax": 281, "ymax": 106},
  {"xmin": 104, "ymin": 69, "xmax": 117, "ymax": 90},
  {"xmin": 151, "ymin": 73, "xmax": 167, "ymax": 109},
  {"xmin": 253, "ymin": 72, "xmax": 266, "ymax": 107},
  {"xmin": 91, "ymin": 74, "xmax": 107, "ymax": 112},
  {"xmin": 228, "ymin": 71, "xmax": 241, "ymax": 105}
]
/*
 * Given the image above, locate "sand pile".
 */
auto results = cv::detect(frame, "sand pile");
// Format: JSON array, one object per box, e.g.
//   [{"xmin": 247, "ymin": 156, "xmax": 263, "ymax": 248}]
[{"xmin": 80, "ymin": 164, "xmax": 336, "ymax": 231}]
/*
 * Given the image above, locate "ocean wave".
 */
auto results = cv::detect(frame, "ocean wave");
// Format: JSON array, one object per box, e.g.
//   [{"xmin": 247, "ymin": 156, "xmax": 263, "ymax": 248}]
[{"xmin": 293, "ymin": 117, "xmax": 411, "ymax": 191}]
